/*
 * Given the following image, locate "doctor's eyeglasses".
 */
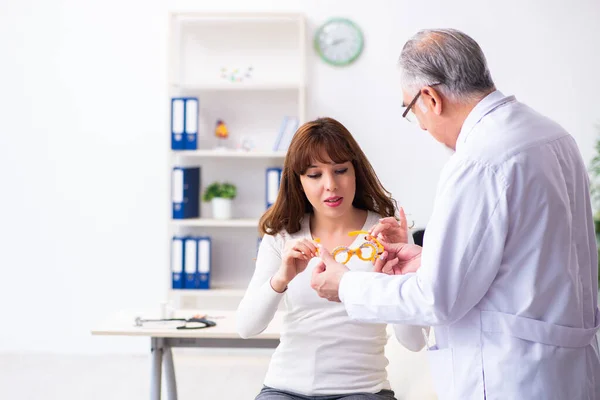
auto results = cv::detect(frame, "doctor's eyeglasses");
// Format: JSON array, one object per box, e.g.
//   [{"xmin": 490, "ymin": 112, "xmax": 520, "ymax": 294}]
[
  {"xmin": 401, "ymin": 82, "xmax": 442, "ymax": 124},
  {"xmin": 330, "ymin": 230, "xmax": 384, "ymax": 264}
]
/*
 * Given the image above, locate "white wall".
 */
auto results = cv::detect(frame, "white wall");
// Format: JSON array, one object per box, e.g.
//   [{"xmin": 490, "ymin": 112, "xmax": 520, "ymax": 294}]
[{"xmin": 0, "ymin": 0, "xmax": 599, "ymax": 354}]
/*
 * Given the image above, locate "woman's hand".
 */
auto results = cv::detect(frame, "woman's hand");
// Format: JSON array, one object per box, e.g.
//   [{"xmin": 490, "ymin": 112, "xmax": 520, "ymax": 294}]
[
  {"xmin": 368, "ymin": 207, "xmax": 410, "ymax": 245},
  {"xmin": 271, "ymin": 238, "xmax": 319, "ymax": 292}
]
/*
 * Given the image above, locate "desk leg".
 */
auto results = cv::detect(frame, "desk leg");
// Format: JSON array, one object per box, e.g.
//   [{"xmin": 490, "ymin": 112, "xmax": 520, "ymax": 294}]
[
  {"xmin": 150, "ymin": 338, "xmax": 163, "ymax": 400},
  {"xmin": 163, "ymin": 346, "xmax": 178, "ymax": 400}
]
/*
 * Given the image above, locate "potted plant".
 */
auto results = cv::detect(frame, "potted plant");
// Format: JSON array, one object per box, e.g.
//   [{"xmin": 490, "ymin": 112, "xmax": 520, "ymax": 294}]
[
  {"xmin": 590, "ymin": 133, "xmax": 600, "ymax": 226},
  {"xmin": 588, "ymin": 125, "xmax": 600, "ymax": 283},
  {"xmin": 202, "ymin": 182, "xmax": 237, "ymax": 220}
]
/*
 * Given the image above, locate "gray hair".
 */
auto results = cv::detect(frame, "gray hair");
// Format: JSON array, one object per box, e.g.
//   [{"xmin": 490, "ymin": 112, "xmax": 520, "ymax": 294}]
[{"xmin": 399, "ymin": 29, "xmax": 495, "ymax": 103}]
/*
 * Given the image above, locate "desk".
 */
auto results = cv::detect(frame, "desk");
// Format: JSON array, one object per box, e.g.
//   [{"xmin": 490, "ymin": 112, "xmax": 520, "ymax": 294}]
[{"xmin": 92, "ymin": 309, "xmax": 281, "ymax": 400}]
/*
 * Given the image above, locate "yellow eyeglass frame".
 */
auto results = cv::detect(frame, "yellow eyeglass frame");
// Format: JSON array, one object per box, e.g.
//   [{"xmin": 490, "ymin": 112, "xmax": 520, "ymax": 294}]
[{"xmin": 315, "ymin": 230, "xmax": 384, "ymax": 264}]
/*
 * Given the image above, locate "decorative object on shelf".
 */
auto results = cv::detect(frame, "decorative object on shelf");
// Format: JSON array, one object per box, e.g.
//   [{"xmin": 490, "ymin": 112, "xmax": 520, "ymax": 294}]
[
  {"xmin": 220, "ymin": 66, "xmax": 253, "ymax": 82},
  {"xmin": 314, "ymin": 18, "xmax": 364, "ymax": 67},
  {"xmin": 237, "ymin": 135, "xmax": 256, "ymax": 152},
  {"xmin": 203, "ymin": 182, "xmax": 237, "ymax": 220},
  {"xmin": 273, "ymin": 116, "xmax": 299, "ymax": 151},
  {"xmin": 172, "ymin": 166, "xmax": 200, "ymax": 219},
  {"xmin": 171, "ymin": 97, "xmax": 199, "ymax": 150},
  {"xmin": 215, "ymin": 119, "xmax": 229, "ymax": 150}
]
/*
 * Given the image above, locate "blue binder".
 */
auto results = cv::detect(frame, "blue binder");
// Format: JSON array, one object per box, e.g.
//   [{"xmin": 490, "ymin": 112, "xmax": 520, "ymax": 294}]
[
  {"xmin": 171, "ymin": 98, "xmax": 185, "ymax": 150},
  {"xmin": 183, "ymin": 236, "xmax": 198, "ymax": 289},
  {"xmin": 184, "ymin": 97, "xmax": 198, "ymax": 150},
  {"xmin": 171, "ymin": 97, "xmax": 199, "ymax": 150},
  {"xmin": 266, "ymin": 167, "xmax": 282, "ymax": 209},
  {"xmin": 172, "ymin": 166, "xmax": 200, "ymax": 219},
  {"xmin": 171, "ymin": 236, "xmax": 184, "ymax": 289},
  {"xmin": 196, "ymin": 236, "xmax": 211, "ymax": 289}
]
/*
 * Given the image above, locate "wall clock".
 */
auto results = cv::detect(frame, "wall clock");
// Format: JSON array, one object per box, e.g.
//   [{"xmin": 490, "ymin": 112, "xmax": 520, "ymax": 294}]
[{"xmin": 314, "ymin": 18, "xmax": 364, "ymax": 67}]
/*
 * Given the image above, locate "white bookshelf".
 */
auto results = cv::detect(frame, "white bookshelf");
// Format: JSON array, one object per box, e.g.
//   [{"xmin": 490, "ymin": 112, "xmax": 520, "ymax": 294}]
[
  {"xmin": 172, "ymin": 218, "xmax": 259, "ymax": 228},
  {"xmin": 172, "ymin": 82, "xmax": 304, "ymax": 92},
  {"xmin": 167, "ymin": 12, "xmax": 306, "ymax": 310},
  {"xmin": 172, "ymin": 150, "xmax": 286, "ymax": 159}
]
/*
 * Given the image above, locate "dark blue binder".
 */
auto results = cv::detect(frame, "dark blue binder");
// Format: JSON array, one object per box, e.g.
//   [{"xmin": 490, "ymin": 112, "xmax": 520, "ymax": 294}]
[
  {"xmin": 184, "ymin": 98, "xmax": 198, "ymax": 150},
  {"xmin": 171, "ymin": 236, "xmax": 185, "ymax": 289},
  {"xmin": 196, "ymin": 236, "xmax": 211, "ymax": 289},
  {"xmin": 171, "ymin": 97, "xmax": 199, "ymax": 150},
  {"xmin": 183, "ymin": 236, "xmax": 197, "ymax": 289},
  {"xmin": 265, "ymin": 167, "xmax": 282, "ymax": 209},
  {"xmin": 171, "ymin": 98, "xmax": 185, "ymax": 150},
  {"xmin": 172, "ymin": 166, "xmax": 200, "ymax": 219}
]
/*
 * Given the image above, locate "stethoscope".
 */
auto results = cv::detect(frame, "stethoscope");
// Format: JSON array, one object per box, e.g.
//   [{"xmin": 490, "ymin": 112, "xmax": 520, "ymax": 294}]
[{"xmin": 134, "ymin": 316, "xmax": 217, "ymax": 330}]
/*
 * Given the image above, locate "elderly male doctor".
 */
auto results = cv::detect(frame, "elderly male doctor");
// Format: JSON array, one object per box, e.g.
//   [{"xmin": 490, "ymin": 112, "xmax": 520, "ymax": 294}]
[{"xmin": 311, "ymin": 28, "xmax": 600, "ymax": 400}]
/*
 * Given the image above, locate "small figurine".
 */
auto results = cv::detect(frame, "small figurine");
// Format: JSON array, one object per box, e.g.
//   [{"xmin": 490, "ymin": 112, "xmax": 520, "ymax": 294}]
[
  {"xmin": 215, "ymin": 119, "xmax": 229, "ymax": 150},
  {"xmin": 219, "ymin": 66, "xmax": 253, "ymax": 82},
  {"xmin": 237, "ymin": 136, "xmax": 255, "ymax": 152}
]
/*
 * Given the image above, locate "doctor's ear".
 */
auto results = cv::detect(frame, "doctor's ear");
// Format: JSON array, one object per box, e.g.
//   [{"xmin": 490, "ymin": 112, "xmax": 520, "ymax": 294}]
[{"xmin": 421, "ymin": 86, "xmax": 443, "ymax": 116}]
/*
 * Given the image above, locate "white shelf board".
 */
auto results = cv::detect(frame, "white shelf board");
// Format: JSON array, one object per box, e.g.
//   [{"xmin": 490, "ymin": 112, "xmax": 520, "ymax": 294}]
[
  {"xmin": 171, "ymin": 287, "xmax": 246, "ymax": 297},
  {"xmin": 171, "ymin": 82, "xmax": 303, "ymax": 91},
  {"xmin": 172, "ymin": 218, "xmax": 259, "ymax": 227},
  {"xmin": 173, "ymin": 150, "xmax": 286, "ymax": 159},
  {"xmin": 173, "ymin": 12, "xmax": 303, "ymax": 24}
]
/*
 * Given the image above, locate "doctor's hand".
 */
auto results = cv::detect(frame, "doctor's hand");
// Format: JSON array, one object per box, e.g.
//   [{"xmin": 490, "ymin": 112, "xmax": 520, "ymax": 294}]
[
  {"xmin": 368, "ymin": 207, "xmax": 410, "ymax": 244},
  {"xmin": 310, "ymin": 246, "xmax": 350, "ymax": 303},
  {"xmin": 374, "ymin": 242, "xmax": 422, "ymax": 275}
]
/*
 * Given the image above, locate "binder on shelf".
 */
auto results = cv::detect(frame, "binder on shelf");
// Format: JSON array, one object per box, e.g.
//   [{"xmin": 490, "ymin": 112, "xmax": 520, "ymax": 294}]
[
  {"xmin": 171, "ymin": 98, "xmax": 185, "ymax": 150},
  {"xmin": 183, "ymin": 236, "xmax": 198, "ymax": 289},
  {"xmin": 171, "ymin": 236, "xmax": 185, "ymax": 289},
  {"xmin": 273, "ymin": 116, "xmax": 299, "ymax": 152},
  {"xmin": 196, "ymin": 236, "xmax": 212, "ymax": 289},
  {"xmin": 266, "ymin": 167, "xmax": 282, "ymax": 209},
  {"xmin": 184, "ymin": 97, "xmax": 199, "ymax": 150},
  {"xmin": 273, "ymin": 116, "xmax": 289, "ymax": 151},
  {"xmin": 171, "ymin": 97, "xmax": 199, "ymax": 150},
  {"xmin": 172, "ymin": 166, "xmax": 200, "ymax": 219}
]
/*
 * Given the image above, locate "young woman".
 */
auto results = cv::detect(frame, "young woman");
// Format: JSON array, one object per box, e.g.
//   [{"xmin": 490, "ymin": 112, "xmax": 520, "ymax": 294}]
[{"xmin": 236, "ymin": 117, "xmax": 425, "ymax": 400}]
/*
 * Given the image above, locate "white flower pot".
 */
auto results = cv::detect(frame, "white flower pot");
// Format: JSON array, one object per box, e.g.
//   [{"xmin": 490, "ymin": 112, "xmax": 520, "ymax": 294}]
[{"xmin": 212, "ymin": 198, "xmax": 233, "ymax": 220}]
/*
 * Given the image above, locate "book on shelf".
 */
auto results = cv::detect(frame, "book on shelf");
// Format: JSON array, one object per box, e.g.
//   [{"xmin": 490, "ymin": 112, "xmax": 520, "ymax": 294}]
[{"xmin": 273, "ymin": 116, "xmax": 299, "ymax": 152}]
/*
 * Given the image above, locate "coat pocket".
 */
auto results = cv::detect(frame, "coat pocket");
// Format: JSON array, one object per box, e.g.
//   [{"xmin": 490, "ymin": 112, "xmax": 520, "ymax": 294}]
[{"xmin": 426, "ymin": 346, "xmax": 455, "ymax": 400}]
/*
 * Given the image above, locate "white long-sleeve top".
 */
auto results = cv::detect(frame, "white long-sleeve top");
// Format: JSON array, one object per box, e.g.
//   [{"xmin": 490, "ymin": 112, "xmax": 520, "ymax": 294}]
[
  {"xmin": 339, "ymin": 91, "xmax": 600, "ymax": 399},
  {"xmin": 236, "ymin": 211, "xmax": 426, "ymax": 396}
]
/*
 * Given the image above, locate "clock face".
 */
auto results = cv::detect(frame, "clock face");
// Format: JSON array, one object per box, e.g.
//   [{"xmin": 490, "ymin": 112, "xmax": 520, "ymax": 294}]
[{"xmin": 314, "ymin": 18, "xmax": 364, "ymax": 67}]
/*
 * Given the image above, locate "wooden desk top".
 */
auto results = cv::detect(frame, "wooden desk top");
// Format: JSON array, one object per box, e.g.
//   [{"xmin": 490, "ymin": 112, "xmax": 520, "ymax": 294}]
[{"xmin": 91, "ymin": 309, "xmax": 282, "ymax": 340}]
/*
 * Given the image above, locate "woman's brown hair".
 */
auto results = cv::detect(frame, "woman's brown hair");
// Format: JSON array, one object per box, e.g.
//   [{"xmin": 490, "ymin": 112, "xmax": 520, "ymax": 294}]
[{"xmin": 259, "ymin": 117, "xmax": 397, "ymax": 235}]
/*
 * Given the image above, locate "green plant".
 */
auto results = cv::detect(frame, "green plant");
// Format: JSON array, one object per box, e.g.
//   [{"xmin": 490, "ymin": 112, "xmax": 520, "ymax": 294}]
[
  {"xmin": 202, "ymin": 182, "xmax": 237, "ymax": 202},
  {"xmin": 588, "ymin": 125, "xmax": 600, "ymax": 284},
  {"xmin": 590, "ymin": 131, "xmax": 600, "ymax": 221}
]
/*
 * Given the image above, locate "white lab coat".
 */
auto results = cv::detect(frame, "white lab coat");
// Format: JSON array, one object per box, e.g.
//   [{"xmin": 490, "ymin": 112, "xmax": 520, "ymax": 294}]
[{"xmin": 339, "ymin": 91, "xmax": 600, "ymax": 399}]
